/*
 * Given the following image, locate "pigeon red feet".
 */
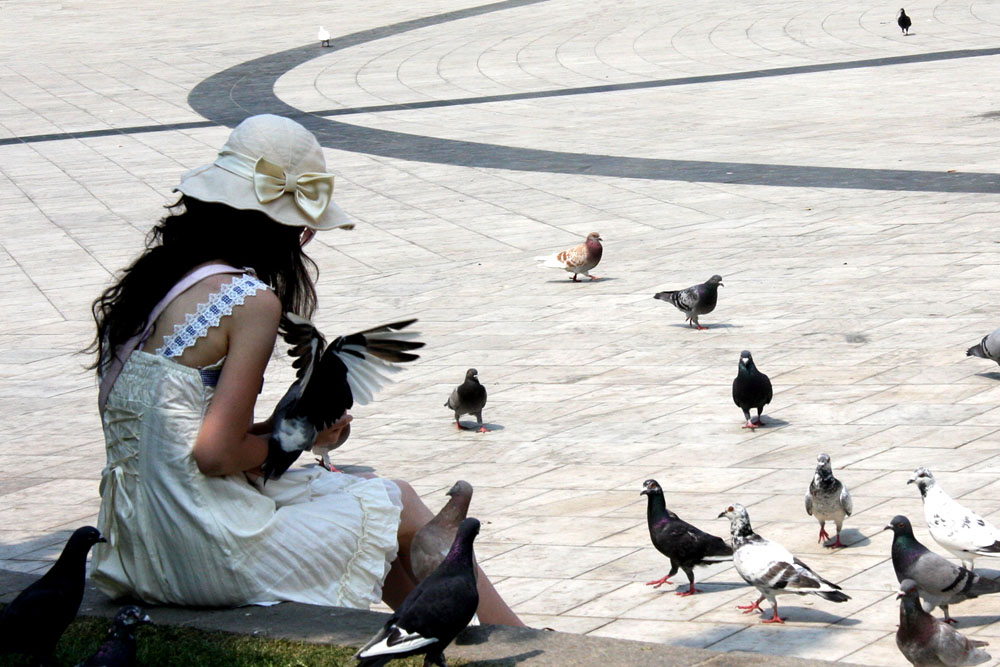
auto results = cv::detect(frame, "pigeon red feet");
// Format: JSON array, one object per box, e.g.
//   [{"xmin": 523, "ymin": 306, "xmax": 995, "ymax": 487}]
[
  {"xmin": 761, "ymin": 614, "xmax": 786, "ymax": 624},
  {"xmin": 588, "ymin": 275, "xmax": 601, "ymax": 281},
  {"xmin": 742, "ymin": 420, "xmax": 759, "ymax": 429},
  {"xmin": 571, "ymin": 275, "xmax": 579, "ymax": 282},
  {"xmin": 676, "ymin": 584, "xmax": 701, "ymax": 597},
  {"xmin": 645, "ymin": 576, "xmax": 674, "ymax": 589},
  {"xmin": 696, "ymin": 325, "xmax": 707, "ymax": 330},
  {"xmin": 738, "ymin": 598, "xmax": 764, "ymax": 614},
  {"xmin": 826, "ymin": 535, "xmax": 844, "ymax": 549},
  {"xmin": 477, "ymin": 426, "xmax": 488, "ymax": 433},
  {"xmin": 315, "ymin": 458, "xmax": 341, "ymax": 473},
  {"xmin": 818, "ymin": 526, "xmax": 831, "ymax": 544},
  {"xmin": 456, "ymin": 421, "xmax": 470, "ymax": 430},
  {"xmin": 944, "ymin": 617, "xmax": 958, "ymax": 625}
]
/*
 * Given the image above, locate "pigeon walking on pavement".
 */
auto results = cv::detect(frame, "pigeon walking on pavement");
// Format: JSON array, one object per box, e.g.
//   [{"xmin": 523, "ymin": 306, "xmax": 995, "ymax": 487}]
[
  {"xmin": 966, "ymin": 327, "xmax": 1000, "ymax": 366},
  {"xmin": 653, "ymin": 274, "xmax": 723, "ymax": 330},
  {"xmin": 641, "ymin": 479, "xmax": 732, "ymax": 596},
  {"xmin": 355, "ymin": 518, "xmax": 481, "ymax": 667},
  {"xmin": 75, "ymin": 606, "xmax": 153, "ymax": 667},
  {"xmin": 318, "ymin": 26, "xmax": 331, "ymax": 46},
  {"xmin": 887, "ymin": 515, "xmax": 1000, "ymax": 625},
  {"xmin": 535, "ymin": 232, "xmax": 603, "ymax": 282},
  {"xmin": 908, "ymin": 467, "xmax": 1000, "ymax": 569},
  {"xmin": 896, "ymin": 579, "xmax": 990, "ymax": 666},
  {"xmin": 0, "ymin": 526, "xmax": 107, "ymax": 663},
  {"xmin": 805, "ymin": 453, "xmax": 853, "ymax": 548},
  {"xmin": 445, "ymin": 368, "xmax": 487, "ymax": 433},
  {"xmin": 898, "ymin": 9, "xmax": 912, "ymax": 35},
  {"xmin": 732, "ymin": 350, "xmax": 773, "ymax": 429},
  {"xmin": 719, "ymin": 504, "xmax": 849, "ymax": 623},
  {"xmin": 263, "ymin": 314, "xmax": 423, "ymax": 481}
]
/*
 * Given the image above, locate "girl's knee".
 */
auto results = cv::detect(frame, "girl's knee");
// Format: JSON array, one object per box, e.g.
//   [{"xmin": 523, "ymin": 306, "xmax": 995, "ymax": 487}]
[{"xmin": 392, "ymin": 479, "xmax": 416, "ymax": 499}]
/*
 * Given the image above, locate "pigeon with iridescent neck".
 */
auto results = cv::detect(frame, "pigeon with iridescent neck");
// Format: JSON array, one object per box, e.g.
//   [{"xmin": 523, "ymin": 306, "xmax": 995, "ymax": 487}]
[
  {"xmin": 896, "ymin": 579, "xmax": 990, "ymax": 666},
  {"xmin": 732, "ymin": 350, "xmax": 772, "ymax": 429},
  {"xmin": 445, "ymin": 368, "xmax": 487, "ymax": 433},
  {"xmin": 535, "ymin": 232, "xmax": 603, "ymax": 281},
  {"xmin": 805, "ymin": 453, "xmax": 852, "ymax": 548},
  {"xmin": 654, "ymin": 275, "xmax": 723, "ymax": 329},
  {"xmin": 75, "ymin": 606, "xmax": 152, "ymax": 667}
]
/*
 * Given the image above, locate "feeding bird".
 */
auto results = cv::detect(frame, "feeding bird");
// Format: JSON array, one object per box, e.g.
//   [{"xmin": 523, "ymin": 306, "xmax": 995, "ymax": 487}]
[
  {"xmin": 719, "ymin": 504, "xmax": 849, "ymax": 623},
  {"xmin": 966, "ymin": 327, "xmax": 1000, "ymax": 366},
  {"xmin": 732, "ymin": 350, "xmax": 773, "ymax": 429},
  {"xmin": 653, "ymin": 274, "xmax": 723, "ymax": 330},
  {"xmin": 535, "ymin": 232, "xmax": 603, "ymax": 281},
  {"xmin": 263, "ymin": 314, "xmax": 423, "ymax": 481},
  {"xmin": 0, "ymin": 526, "xmax": 106, "ymax": 663},
  {"xmin": 75, "ymin": 606, "xmax": 153, "ymax": 667},
  {"xmin": 898, "ymin": 9, "xmax": 912, "ymax": 35},
  {"xmin": 896, "ymin": 579, "xmax": 990, "ymax": 666},
  {"xmin": 805, "ymin": 453, "xmax": 852, "ymax": 548},
  {"xmin": 355, "ymin": 518, "xmax": 481, "ymax": 667},
  {"xmin": 641, "ymin": 479, "xmax": 732, "ymax": 596},
  {"xmin": 887, "ymin": 515, "xmax": 1000, "ymax": 625},
  {"xmin": 444, "ymin": 368, "xmax": 487, "ymax": 433},
  {"xmin": 908, "ymin": 467, "xmax": 1000, "ymax": 569},
  {"xmin": 318, "ymin": 26, "xmax": 331, "ymax": 47}
]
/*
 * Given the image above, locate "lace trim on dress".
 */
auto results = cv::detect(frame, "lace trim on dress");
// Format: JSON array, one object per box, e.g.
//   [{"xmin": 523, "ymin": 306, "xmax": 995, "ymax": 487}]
[{"xmin": 155, "ymin": 273, "xmax": 269, "ymax": 358}]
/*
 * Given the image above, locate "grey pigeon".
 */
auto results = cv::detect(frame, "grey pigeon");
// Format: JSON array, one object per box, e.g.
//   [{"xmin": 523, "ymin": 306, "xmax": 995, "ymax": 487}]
[
  {"xmin": 888, "ymin": 515, "xmax": 1000, "ymax": 624},
  {"xmin": 719, "ymin": 504, "xmax": 849, "ymax": 623},
  {"xmin": 264, "ymin": 314, "xmax": 423, "ymax": 480},
  {"xmin": 653, "ymin": 274, "xmax": 723, "ymax": 330},
  {"xmin": 805, "ymin": 453, "xmax": 852, "ymax": 549},
  {"xmin": 732, "ymin": 350, "xmax": 773, "ymax": 429},
  {"xmin": 411, "ymin": 480, "xmax": 474, "ymax": 583},
  {"xmin": 898, "ymin": 8, "xmax": 912, "ymax": 35},
  {"xmin": 966, "ymin": 327, "xmax": 1000, "ymax": 366},
  {"xmin": 896, "ymin": 579, "xmax": 990, "ymax": 666},
  {"xmin": 535, "ymin": 232, "xmax": 603, "ymax": 281},
  {"xmin": 908, "ymin": 467, "xmax": 1000, "ymax": 569},
  {"xmin": 75, "ymin": 606, "xmax": 152, "ymax": 667},
  {"xmin": 0, "ymin": 526, "xmax": 107, "ymax": 663},
  {"xmin": 356, "ymin": 518, "xmax": 480, "ymax": 667},
  {"xmin": 445, "ymin": 368, "xmax": 487, "ymax": 433}
]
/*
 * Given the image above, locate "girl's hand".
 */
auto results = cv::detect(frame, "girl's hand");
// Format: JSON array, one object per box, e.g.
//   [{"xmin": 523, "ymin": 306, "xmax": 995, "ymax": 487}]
[{"xmin": 315, "ymin": 413, "xmax": 353, "ymax": 449}]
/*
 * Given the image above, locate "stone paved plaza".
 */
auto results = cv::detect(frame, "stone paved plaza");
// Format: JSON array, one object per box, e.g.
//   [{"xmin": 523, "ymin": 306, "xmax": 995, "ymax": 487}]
[{"xmin": 3, "ymin": 0, "xmax": 1000, "ymax": 664}]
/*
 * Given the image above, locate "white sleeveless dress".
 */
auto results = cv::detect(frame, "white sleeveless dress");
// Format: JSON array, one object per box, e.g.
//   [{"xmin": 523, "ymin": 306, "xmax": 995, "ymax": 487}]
[{"xmin": 90, "ymin": 273, "xmax": 402, "ymax": 608}]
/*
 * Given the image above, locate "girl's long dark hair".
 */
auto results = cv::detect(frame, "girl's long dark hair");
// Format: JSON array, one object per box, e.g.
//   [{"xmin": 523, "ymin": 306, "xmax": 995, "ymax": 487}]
[{"xmin": 88, "ymin": 196, "xmax": 317, "ymax": 373}]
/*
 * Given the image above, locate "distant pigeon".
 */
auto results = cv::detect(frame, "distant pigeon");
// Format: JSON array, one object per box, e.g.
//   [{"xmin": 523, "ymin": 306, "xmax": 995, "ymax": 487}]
[
  {"xmin": 908, "ymin": 467, "xmax": 1000, "ymax": 569},
  {"xmin": 896, "ymin": 579, "xmax": 990, "ymax": 666},
  {"xmin": 887, "ymin": 515, "xmax": 1000, "ymax": 625},
  {"xmin": 805, "ymin": 453, "xmax": 853, "ymax": 548},
  {"xmin": 263, "ymin": 314, "xmax": 423, "ymax": 481},
  {"xmin": 732, "ymin": 350, "xmax": 773, "ymax": 429},
  {"xmin": 535, "ymin": 232, "xmax": 603, "ymax": 281},
  {"xmin": 76, "ymin": 606, "xmax": 152, "ymax": 667},
  {"xmin": 445, "ymin": 368, "xmax": 487, "ymax": 433},
  {"xmin": 966, "ymin": 327, "xmax": 1000, "ymax": 366},
  {"xmin": 641, "ymin": 479, "xmax": 732, "ymax": 596},
  {"xmin": 411, "ymin": 481, "xmax": 474, "ymax": 583},
  {"xmin": 356, "ymin": 518, "xmax": 480, "ymax": 667},
  {"xmin": 318, "ymin": 26, "xmax": 331, "ymax": 47},
  {"xmin": 719, "ymin": 504, "xmax": 849, "ymax": 623},
  {"xmin": 0, "ymin": 526, "xmax": 106, "ymax": 663},
  {"xmin": 898, "ymin": 9, "xmax": 912, "ymax": 35},
  {"xmin": 653, "ymin": 275, "xmax": 723, "ymax": 330}
]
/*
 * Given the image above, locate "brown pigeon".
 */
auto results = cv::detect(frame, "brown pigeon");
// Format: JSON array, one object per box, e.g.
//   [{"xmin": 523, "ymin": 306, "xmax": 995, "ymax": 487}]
[
  {"xmin": 535, "ymin": 232, "xmax": 603, "ymax": 281},
  {"xmin": 411, "ymin": 480, "xmax": 474, "ymax": 583}
]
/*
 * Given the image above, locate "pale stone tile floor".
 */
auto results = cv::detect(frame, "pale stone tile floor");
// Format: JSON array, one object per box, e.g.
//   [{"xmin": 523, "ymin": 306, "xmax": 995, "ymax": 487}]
[{"xmin": 2, "ymin": 0, "xmax": 1000, "ymax": 664}]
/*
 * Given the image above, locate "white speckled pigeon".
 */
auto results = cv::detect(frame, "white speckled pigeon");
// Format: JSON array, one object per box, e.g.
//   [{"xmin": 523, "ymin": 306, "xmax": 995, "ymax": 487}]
[
  {"xmin": 732, "ymin": 350, "xmax": 773, "ymax": 429},
  {"xmin": 896, "ymin": 579, "xmax": 990, "ymax": 666},
  {"xmin": 967, "ymin": 327, "xmax": 1000, "ymax": 366},
  {"xmin": 445, "ymin": 368, "xmax": 487, "ymax": 433},
  {"xmin": 535, "ymin": 232, "xmax": 603, "ymax": 281},
  {"xmin": 75, "ymin": 605, "xmax": 152, "ymax": 667},
  {"xmin": 653, "ymin": 275, "xmax": 723, "ymax": 329},
  {"xmin": 805, "ymin": 453, "xmax": 852, "ymax": 549}
]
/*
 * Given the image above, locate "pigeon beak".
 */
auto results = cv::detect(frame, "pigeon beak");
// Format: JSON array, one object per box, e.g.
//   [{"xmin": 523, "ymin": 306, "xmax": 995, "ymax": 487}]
[
  {"xmin": 906, "ymin": 478, "xmax": 915, "ymax": 485},
  {"xmin": 883, "ymin": 525, "xmax": 893, "ymax": 532},
  {"xmin": 98, "ymin": 536, "xmax": 108, "ymax": 544},
  {"xmin": 716, "ymin": 511, "xmax": 726, "ymax": 519},
  {"xmin": 719, "ymin": 282, "xmax": 724, "ymax": 287}
]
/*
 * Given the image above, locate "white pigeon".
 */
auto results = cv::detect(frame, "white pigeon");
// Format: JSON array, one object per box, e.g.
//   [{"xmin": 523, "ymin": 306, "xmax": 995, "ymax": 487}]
[
  {"xmin": 804, "ymin": 453, "xmax": 853, "ymax": 549},
  {"xmin": 317, "ymin": 26, "xmax": 331, "ymax": 47},
  {"xmin": 967, "ymin": 327, "xmax": 1000, "ymax": 366},
  {"xmin": 908, "ymin": 467, "xmax": 1000, "ymax": 568},
  {"xmin": 719, "ymin": 503, "xmax": 849, "ymax": 623}
]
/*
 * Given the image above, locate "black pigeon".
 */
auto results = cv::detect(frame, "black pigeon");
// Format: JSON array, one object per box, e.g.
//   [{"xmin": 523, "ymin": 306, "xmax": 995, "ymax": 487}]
[
  {"xmin": 898, "ymin": 8, "xmax": 912, "ymax": 35},
  {"xmin": 653, "ymin": 274, "xmax": 723, "ymax": 330},
  {"xmin": 355, "ymin": 518, "xmax": 480, "ymax": 667},
  {"xmin": 444, "ymin": 369, "xmax": 487, "ymax": 433},
  {"xmin": 0, "ymin": 526, "xmax": 106, "ymax": 663},
  {"xmin": 896, "ymin": 579, "xmax": 990, "ymax": 666},
  {"xmin": 732, "ymin": 350, "xmax": 773, "ymax": 429},
  {"xmin": 641, "ymin": 479, "xmax": 732, "ymax": 596},
  {"xmin": 263, "ymin": 314, "xmax": 423, "ymax": 481},
  {"xmin": 75, "ymin": 606, "xmax": 152, "ymax": 667},
  {"xmin": 887, "ymin": 515, "xmax": 1000, "ymax": 625}
]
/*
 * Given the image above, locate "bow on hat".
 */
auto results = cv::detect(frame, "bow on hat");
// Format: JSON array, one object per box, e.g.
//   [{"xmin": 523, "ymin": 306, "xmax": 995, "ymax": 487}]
[{"xmin": 215, "ymin": 150, "xmax": 335, "ymax": 222}]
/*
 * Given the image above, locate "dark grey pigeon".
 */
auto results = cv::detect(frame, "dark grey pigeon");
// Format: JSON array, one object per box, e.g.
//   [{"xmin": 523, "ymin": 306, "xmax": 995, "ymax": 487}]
[
  {"xmin": 411, "ymin": 481, "xmax": 474, "ymax": 583},
  {"xmin": 264, "ymin": 314, "xmax": 423, "ymax": 480},
  {"xmin": 887, "ymin": 515, "xmax": 1000, "ymax": 624},
  {"xmin": 896, "ymin": 579, "xmax": 990, "ymax": 666},
  {"xmin": 805, "ymin": 453, "xmax": 852, "ymax": 548},
  {"xmin": 75, "ymin": 606, "xmax": 152, "ymax": 667},
  {"xmin": 355, "ymin": 518, "xmax": 480, "ymax": 667},
  {"xmin": 732, "ymin": 350, "xmax": 773, "ymax": 429},
  {"xmin": 641, "ymin": 479, "xmax": 732, "ymax": 596},
  {"xmin": 898, "ymin": 8, "xmax": 912, "ymax": 35},
  {"xmin": 0, "ymin": 526, "xmax": 106, "ymax": 663},
  {"xmin": 654, "ymin": 274, "xmax": 723, "ymax": 330},
  {"xmin": 966, "ymin": 327, "xmax": 1000, "ymax": 366},
  {"xmin": 445, "ymin": 368, "xmax": 487, "ymax": 433}
]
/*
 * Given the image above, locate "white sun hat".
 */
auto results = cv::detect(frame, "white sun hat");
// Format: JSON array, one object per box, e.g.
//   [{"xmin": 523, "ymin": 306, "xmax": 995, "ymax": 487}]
[{"xmin": 175, "ymin": 114, "xmax": 354, "ymax": 232}]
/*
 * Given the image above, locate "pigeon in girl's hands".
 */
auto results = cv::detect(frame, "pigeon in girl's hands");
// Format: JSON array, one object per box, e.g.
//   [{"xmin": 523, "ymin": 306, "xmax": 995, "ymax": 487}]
[
  {"xmin": 75, "ymin": 606, "xmax": 152, "ymax": 667},
  {"xmin": 887, "ymin": 515, "xmax": 1000, "ymax": 624},
  {"xmin": 641, "ymin": 480, "xmax": 732, "ymax": 596},
  {"xmin": 719, "ymin": 504, "xmax": 849, "ymax": 623},
  {"xmin": 0, "ymin": 526, "xmax": 106, "ymax": 663},
  {"xmin": 908, "ymin": 467, "xmax": 1000, "ymax": 569},
  {"xmin": 263, "ymin": 314, "xmax": 423, "ymax": 481},
  {"xmin": 355, "ymin": 518, "xmax": 481, "ymax": 667},
  {"xmin": 445, "ymin": 369, "xmax": 487, "ymax": 433},
  {"xmin": 896, "ymin": 579, "xmax": 990, "ymax": 666},
  {"xmin": 535, "ymin": 232, "xmax": 603, "ymax": 281},
  {"xmin": 653, "ymin": 275, "xmax": 723, "ymax": 330},
  {"xmin": 966, "ymin": 327, "xmax": 1000, "ymax": 366},
  {"xmin": 805, "ymin": 454, "xmax": 852, "ymax": 548},
  {"xmin": 411, "ymin": 481, "xmax": 474, "ymax": 583},
  {"xmin": 732, "ymin": 350, "xmax": 773, "ymax": 429}
]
